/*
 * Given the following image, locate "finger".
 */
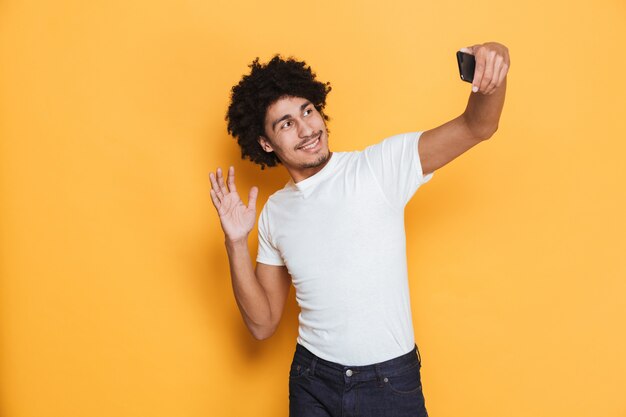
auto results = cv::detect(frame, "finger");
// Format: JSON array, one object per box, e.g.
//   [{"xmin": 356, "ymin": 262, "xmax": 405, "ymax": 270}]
[
  {"xmin": 472, "ymin": 49, "xmax": 485, "ymax": 93},
  {"xmin": 462, "ymin": 44, "xmax": 481, "ymax": 92},
  {"xmin": 463, "ymin": 43, "xmax": 482, "ymax": 55},
  {"xmin": 209, "ymin": 172, "xmax": 223, "ymax": 198},
  {"xmin": 485, "ymin": 55, "xmax": 503, "ymax": 94},
  {"xmin": 496, "ymin": 62, "xmax": 509, "ymax": 88},
  {"xmin": 227, "ymin": 166, "xmax": 237, "ymax": 193},
  {"xmin": 479, "ymin": 50, "xmax": 497, "ymax": 93},
  {"xmin": 247, "ymin": 186, "xmax": 259, "ymax": 210},
  {"xmin": 216, "ymin": 167, "xmax": 228, "ymax": 194},
  {"xmin": 209, "ymin": 188, "xmax": 221, "ymax": 210}
]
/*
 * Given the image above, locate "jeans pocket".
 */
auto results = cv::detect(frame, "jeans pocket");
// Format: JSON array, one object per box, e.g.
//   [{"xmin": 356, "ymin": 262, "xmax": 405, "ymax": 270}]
[
  {"xmin": 288, "ymin": 361, "xmax": 310, "ymax": 380},
  {"xmin": 384, "ymin": 363, "xmax": 423, "ymax": 395}
]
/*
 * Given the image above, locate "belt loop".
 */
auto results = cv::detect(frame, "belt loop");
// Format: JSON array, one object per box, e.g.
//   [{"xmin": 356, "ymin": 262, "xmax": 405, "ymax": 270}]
[
  {"xmin": 375, "ymin": 363, "xmax": 383, "ymax": 387},
  {"xmin": 415, "ymin": 344, "xmax": 422, "ymax": 365},
  {"xmin": 310, "ymin": 356, "xmax": 318, "ymax": 376}
]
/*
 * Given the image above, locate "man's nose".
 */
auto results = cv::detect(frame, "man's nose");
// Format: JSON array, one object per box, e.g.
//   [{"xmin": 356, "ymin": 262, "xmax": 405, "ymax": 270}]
[{"xmin": 298, "ymin": 118, "xmax": 315, "ymax": 137}]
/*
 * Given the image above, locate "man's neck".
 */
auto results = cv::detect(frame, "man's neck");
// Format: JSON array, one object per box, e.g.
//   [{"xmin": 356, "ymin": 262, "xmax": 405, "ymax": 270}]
[{"xmin": 289, "ymin": 152, "xmax": 333, "ymax": 184}]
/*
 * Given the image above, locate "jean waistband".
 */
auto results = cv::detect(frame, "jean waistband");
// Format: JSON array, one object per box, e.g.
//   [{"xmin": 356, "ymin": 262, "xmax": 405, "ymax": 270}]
[{"xmin": 293, "ymin": 343, "xmax": 422, "ymax": 383}]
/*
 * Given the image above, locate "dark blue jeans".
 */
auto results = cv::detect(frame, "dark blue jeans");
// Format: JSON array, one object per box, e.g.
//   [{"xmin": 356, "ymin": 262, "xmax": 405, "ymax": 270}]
[{"xmin": 289, "ymin": 343, "xmax": 429, "ymax": 417}]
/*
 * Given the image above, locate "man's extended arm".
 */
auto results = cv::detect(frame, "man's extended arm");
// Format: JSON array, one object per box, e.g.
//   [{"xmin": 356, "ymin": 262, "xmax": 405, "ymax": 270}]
[
  {"xmin": 418, "ymin": 42, "xmax": 510, "ymax": 175},
  {"xmin": 209, "ymin": 166, "xmax": 291, "ymax": 340}
]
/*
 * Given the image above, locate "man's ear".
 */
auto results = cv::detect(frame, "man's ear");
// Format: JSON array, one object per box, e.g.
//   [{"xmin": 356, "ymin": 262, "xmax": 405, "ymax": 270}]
[{"xmin": 258, "ymin": 135, "xmax": 274, "ymax": 153}]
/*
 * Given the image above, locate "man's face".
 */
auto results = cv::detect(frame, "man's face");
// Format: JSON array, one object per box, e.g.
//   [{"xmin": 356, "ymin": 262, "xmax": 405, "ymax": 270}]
[{"xmin": 259, "ymin": 96, "xmax": 330, "ymax": 182}]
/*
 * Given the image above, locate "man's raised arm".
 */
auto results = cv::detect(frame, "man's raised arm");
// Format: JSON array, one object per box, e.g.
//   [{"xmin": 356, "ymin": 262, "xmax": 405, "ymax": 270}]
[{"xmin": 418, "ymin": 42, "xmax": 510, "ymax": 175}]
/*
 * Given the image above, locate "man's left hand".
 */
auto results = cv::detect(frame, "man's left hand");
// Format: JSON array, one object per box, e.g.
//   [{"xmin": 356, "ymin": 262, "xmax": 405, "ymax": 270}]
[{"xmin": 460, "ymin": 42, "xmax": 510, "ymax": 95}]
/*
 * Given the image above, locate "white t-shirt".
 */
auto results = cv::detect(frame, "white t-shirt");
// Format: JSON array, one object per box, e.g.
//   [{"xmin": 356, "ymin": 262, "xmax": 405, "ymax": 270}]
[{"xmin": 256, "ymin": 131, "xmax": 433, "ymax": 365}]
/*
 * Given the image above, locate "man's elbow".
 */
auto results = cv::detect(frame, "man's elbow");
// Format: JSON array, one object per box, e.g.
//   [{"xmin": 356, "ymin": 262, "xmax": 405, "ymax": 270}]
[
  {"xmin": 250, "ymin": 325, "xmax": 277, "ymax": 341},
  {"xmin": 475, "ymin": 123, "xmax": 498, "ymax": 141},
  {"xmin": 462, "ymin": 113, "xmax": 499, "ymax": 141}
]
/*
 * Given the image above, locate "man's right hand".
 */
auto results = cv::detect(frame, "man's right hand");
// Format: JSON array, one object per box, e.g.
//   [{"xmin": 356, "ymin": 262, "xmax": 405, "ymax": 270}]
[
  {"xmin": 209, "ymin": 166, "xmax": 258, "ymax": 243},
  {"xmin": 209, "ymin": 166, "xmax": 288, "ymax": 340}
]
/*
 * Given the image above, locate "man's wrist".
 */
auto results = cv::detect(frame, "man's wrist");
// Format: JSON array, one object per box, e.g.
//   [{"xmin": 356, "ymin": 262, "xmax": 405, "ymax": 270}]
[{"xmin": 225, "ymin": 236, "xmax": 249, "ymax": 251}]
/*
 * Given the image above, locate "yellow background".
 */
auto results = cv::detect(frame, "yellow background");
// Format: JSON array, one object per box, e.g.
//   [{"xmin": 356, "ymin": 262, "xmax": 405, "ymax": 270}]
[{"xmin": 1, "ymin": 0, "xmax": 625, "ymax": 416}]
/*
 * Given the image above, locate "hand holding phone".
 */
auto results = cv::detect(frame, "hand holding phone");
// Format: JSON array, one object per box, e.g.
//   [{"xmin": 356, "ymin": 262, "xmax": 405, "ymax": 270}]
[{"xmin": 456, "ymin": 43, "xmax": 510, "ymax": 94}]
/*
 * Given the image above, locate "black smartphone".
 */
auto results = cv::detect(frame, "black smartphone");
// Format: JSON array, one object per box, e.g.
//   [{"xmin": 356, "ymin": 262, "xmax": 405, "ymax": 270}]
[{"xmin": 456, "ymin": 51, "xmax": 476, "ymax": 83}]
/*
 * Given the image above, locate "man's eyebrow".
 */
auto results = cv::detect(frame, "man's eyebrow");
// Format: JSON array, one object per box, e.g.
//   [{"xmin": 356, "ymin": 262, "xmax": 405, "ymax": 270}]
[
  {"xmin": 271, "ymin": 101, "xmax": 313, "ymax": 131},
  {"xmin": 271, "ymin": 114, "xmax": 291, "ymax": 132}
]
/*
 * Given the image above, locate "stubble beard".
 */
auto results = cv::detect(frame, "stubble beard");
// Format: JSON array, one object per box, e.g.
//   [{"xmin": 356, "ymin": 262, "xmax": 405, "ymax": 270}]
[{"xmin": 300, "ymin": 148, "xmax": 330, "ymax": 169}]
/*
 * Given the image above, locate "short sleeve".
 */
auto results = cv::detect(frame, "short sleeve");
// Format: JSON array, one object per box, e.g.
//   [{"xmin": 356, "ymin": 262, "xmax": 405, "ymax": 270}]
[
  {"xmin": 363, "ymin": 131, "xmax": 434, "ymax": 209},
  {"xmin": 256, "ymin": 205, "xmax": 285, "ymax": 266}
]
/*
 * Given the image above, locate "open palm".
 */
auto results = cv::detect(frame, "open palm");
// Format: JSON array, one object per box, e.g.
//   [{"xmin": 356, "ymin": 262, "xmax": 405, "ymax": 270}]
[{"xmin": 209, "ymin": 166, "xmax": 258, "ymax": 242}]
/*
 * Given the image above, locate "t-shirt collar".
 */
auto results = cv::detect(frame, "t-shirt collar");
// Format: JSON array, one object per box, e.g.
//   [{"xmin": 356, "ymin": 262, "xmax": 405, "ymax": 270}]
[{"xmin": 287, "ymin": 152, "xmax": 337, "ymax": 193}]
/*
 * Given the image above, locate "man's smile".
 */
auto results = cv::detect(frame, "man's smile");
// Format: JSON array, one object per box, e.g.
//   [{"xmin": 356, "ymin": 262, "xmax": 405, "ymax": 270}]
[{"xmin": 297, "ymin": 131, "xmax": 322, "ymax": 151}]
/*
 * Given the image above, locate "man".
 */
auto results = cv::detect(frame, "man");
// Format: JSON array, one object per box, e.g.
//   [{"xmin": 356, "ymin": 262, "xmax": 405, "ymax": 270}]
[{"xmin": 209, "ymin": 42, "xmax": 510, "ymax": 417}]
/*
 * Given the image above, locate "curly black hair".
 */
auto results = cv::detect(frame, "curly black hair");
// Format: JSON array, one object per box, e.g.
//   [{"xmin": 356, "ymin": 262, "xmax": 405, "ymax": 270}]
[{"xmin": 225, "ymin": 55, "xmax": 332, "ymax": 169}]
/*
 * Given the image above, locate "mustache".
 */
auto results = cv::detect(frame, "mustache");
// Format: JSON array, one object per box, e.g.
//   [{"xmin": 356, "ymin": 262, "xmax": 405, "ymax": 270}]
[{"xmin": 296, "ymin": 131, "xmax": 322, "ymax": 149}]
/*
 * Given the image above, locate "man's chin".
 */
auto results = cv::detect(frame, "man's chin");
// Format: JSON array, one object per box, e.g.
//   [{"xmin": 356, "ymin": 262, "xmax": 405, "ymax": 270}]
[{"xmin": 301, "ymin": 149, "xmax": 331, "ymax": 169}]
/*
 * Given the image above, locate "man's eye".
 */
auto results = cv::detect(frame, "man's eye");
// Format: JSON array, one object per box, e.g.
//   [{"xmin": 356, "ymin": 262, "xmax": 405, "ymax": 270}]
[
  {"xmin": 282, "ymin": 121, "xmax": 293, "ymax": 129},
  {"xmin": 304, "ymin": 108, "xmax": 312, "ymax": 116}
]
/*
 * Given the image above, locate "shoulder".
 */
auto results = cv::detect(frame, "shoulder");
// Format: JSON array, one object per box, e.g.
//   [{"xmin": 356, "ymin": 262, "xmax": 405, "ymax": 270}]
[
  {"xmin": 260, "ymin": 181, "xmax": 297, "ymax": 214},
  {"xmin": 329, "ymin": 150, "xmax": 357, "ymax": 166},
  {"xmin": 358, "ymin": 132, "xmax": 423, "ymax": 167},
  {"xmin": 364, "ymin": 131, "xmax": 423, "ymax": 151}
]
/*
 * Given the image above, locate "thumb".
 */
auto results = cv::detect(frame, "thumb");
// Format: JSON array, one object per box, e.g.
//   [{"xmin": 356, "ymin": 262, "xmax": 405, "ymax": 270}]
[
  {"xmin": 247, "ymin": 186, "xmax": 259, "ymax": 210},
  {"xmin": 460, "ymin": 46, "xmax": 473, "ymax": 55}
]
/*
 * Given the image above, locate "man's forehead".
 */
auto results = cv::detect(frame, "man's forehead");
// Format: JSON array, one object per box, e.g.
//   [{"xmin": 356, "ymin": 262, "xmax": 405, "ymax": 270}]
[{"xmin": 267, "ymin": 96, "xmax": 310, "ymax": 114}]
